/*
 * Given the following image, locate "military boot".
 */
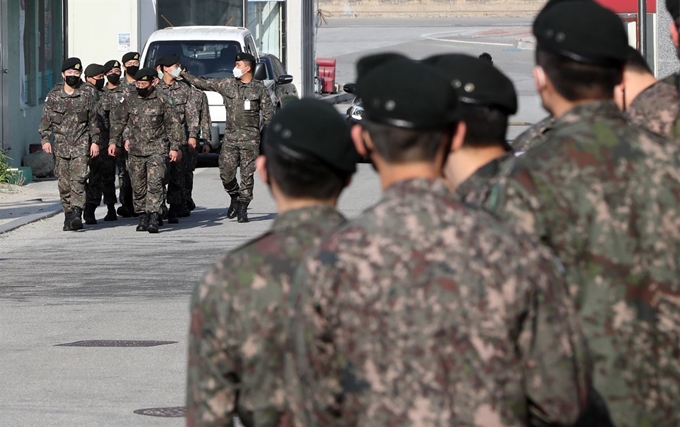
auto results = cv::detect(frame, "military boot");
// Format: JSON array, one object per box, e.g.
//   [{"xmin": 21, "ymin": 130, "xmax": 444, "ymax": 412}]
[
  {"xmin": 227, "ymin": 195, "xmax": 239, "ymax": 219},
  {"xmin": 187, "ymin": 198, "xmax": 196, "ymax": 211},
  {"xmin": 83, "ymin": 204, "xmax": 97, "ymax": 225},
  {"xmin": 177, "ymin": 204, "xmax": 191, "ymax": 218},
  {"xmin": 117, "ymin": 205, "xmax": 132, "ymax": 218},
  {"xmin": 63, "ymin": 211, "xmax": 73, "ymax": 231},
  {"xmin": 147, "ymin": 213, "xmax": 160, "ymax": 234},
  {"xmin": 104, "ymin": 204, "xmax": 117, "ymax": 221},
  {"xmin": 168, "ymin": 205, "xmax": 180, "ymax": 224},
  {"xmin": 136, "ymin": 213, "xmax": 149, "ymax": 232},
  {"xmin": 237, "ymin": 203, "xmax": 249, "ymax": 223},
  {"xmin": 70, "ymin": 207, "xmax": 84, "ymax": 231}
]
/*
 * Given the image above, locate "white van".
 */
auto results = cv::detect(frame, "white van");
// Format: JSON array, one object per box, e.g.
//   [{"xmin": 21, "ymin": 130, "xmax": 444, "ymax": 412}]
[{"xmin": 140, "ymin": 26, "xmax": 263, "ymax": 150}]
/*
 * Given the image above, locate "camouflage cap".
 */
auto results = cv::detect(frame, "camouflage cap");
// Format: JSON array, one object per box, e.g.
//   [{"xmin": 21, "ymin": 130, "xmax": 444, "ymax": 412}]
[
  {"xmin": 533, "ymin": 0, "xmax": 628, "ymax": 66},
  {"xmin": 61, "ymin": 57, "xmax": 82, "ymax": 72},
  {"xmin": 102, "ymin": 60, "xmax": 121, "ymax": 74},
  {"xmin": 84, "ymin": 63, "xmax": 104, "ymax": 78},
  {"xmin": 666, "ymin": 0, "xmax": 680, "ymax": 19},
  {"xmin": 265, "ymin": 98, "xmax": 357, "ymax": 174},
  {"xmin": 122, "ymin": 52, "xmax": 140, "ymax": 63},
  {"xmin": 357, "ymin": 57, "xmax": 459, "ymax": 130},
  {"xmin": 135, "ymin": 67, "xmax": 157, "ymax": 82},
  {"xmin": 235, "ymin": 52, "xmax": 256, "ymax": 63},
  {"xmin": 155, "ymin": 53, "xmax": 180, "ymax": 67},
  {"xmin": 423, "ymin": 53, "xmax": 518, "ymax": 115}
]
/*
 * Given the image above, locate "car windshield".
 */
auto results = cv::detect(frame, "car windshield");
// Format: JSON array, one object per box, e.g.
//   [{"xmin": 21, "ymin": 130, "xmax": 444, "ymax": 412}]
[{"xmin": 144, "ymin": 40, "xmax": 242, "ymax": 78}]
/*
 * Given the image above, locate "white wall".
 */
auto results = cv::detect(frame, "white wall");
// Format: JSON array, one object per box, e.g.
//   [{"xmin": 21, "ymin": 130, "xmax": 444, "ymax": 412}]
[{"xmin": 286, "ymin": 0, "xmax": 304, "ymax": 96}]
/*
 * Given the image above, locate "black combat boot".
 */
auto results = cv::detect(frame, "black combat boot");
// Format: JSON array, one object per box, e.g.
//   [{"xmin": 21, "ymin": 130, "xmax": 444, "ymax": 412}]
[
  {"xmin": 83, "ymin": 204, "xmax": 97, "ymax": 225},
  {"xmin": 117, "ymin": 205, "xmax": 132, "ymax": 218},
  {"xmin": 147, "ymin": 213, "xmax": 160, "ymax": 234},
  {"xmin": 63, "ymin": 211, "xmax": 73, "ymax": 231},
  {"xmin": 104, "ymin": 204, "xmax": 117, "ymax": 221},
  {"xmin": 177, "ymin": 204, "xmax": 191, "ymax": 218},
  {"xmin": 70, "ymin": 207, "xmax": 84, "ymax": 231},
  {"xmin": 237, "ymin": 203, "xmax": 249, "ymax": 223},
  {"xmin": 168, "ymin": 205, "xmax": 179, "ymax": 224},
  {"xmin": 136, "ymin": 213, "xmax": 148, "ymax": 232},
  {"xmin": 187, "ymin": 198, "xmax": 196, "ymax": 211},
  {"xmin": 227, "ymin": 195, "xmax": 239, "ymax": 219}
]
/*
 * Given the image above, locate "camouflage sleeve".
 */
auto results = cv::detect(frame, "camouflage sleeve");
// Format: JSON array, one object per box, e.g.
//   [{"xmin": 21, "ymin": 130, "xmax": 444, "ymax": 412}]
[
  {"xmin": 182, "ymin": 72, "xmax": 232, "ymax": 97},
  {"xmin": 88, "ymin": 92, "xmax": 100, "ymax": 144},
  {"xmin": 200, "ymin": 91, "xmax": 212, "ymax": 141},
  {"xmin": 186, "ymin": 268, "xmax": 238, "ymax": 427},
  {"xmin": 163, "ymin": 96, "xmax": 185, "ymax": 152},
  {"xmin": 38, "ymin": 93, "xmax": 55, "ymax": 144},
  {"xmin": 486, "ymin": 168, "xmax": 546, "ymax": 239},
  {"xmin": 260, "ymin": 84, "xmax": 274, "ymax": 126},
  {"xmin": 109, "ymin": 99, "xmax": 129, "ymax": 147},
  {"xmin": 185, "ymin": 87, "xmax": 201, "ymax": 140}
]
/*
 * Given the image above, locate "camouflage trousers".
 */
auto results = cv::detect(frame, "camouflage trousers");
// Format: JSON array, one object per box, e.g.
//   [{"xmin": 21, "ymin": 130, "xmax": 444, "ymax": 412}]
[
  {"xmin": 86, "ymin": 149, "xmax": 117, "ymax": 206},
  {"xmin": 117, "ymin": 151, "xmax": 133, "ymax": 209},
  {"xmin": 128, "ymin": 153, "xmax": 167, "ymax": 214},
  {"xmin": 220, "ymin": 139, "xmax": 258, "ymax": 203},
  {"xmin": 184, "ymin": 147, "xmax": 198, "ymax": 202},
  {"xmin": 54, "ymin": 155, "xmax": 89, "ymax": 212},
  {"xmin": 167, "ymin": 145, "xmax": 188, "ymax": 206}
]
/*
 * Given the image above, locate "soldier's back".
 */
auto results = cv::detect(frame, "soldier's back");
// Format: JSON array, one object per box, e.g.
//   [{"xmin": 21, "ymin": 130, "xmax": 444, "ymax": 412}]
[{"xmin": 627, "ymin": 76, "xmax": 680, "ymax": 142}]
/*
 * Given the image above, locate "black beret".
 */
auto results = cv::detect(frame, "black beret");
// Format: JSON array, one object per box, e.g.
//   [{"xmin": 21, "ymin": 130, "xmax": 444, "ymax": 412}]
[
  {"xmin": 355, "ymin": 53, "xmax": 409, "ymax": 84},
  {"xmin": 357, "ymin": 58, "xmax": 459, "ymax": 130},
  {"xmin": 103, "ymin": 60, "xmax": 121, "ymax": 74},
  {"xmin": 235, "ymin": 52, "xmax": 256, "ymax": 63},
  {"xmin": 533, "ymin": 0, "xmax": 628, "ymax": 67},
  {"xmin": 84, "ymin": 63, "xmax": 104, "ymax": 78},
  {"xmin": 423, "ymin": 54, "xmax": 517, "ymax": 115},
  {"xmin": 264, "ymin": 98, "xmax": 357, "ymax": 175},
  {"xmin": 156, "ymin": 54, "xmax": 180, "ymax": 67},
  {"xmin": 667, "ymin": 0, "xmax": 680, "ymax": 19},
  {"xmin": 122, "ymin": 52, "xmax": 140, "ymax": 64},
  {"xmin": 61, "ymin": 57, "xmax": 82, "ymax": 72},
  {"xmin": 135, "ymin": 67, "xmax": 157, "ymax": 82}
]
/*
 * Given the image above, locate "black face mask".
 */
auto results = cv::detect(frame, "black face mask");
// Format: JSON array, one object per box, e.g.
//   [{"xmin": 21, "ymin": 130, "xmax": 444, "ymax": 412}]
[
  {"xmin": 94, "ymin": 78, "xmax": 105, "ymax": 90},
  {"xmin": 126, "ymin": 66, "xmax": 139, "ymax": 78},
  {"xmin": 136, "ymin": 86, "xmax": 153, "ymax": 97},
  {"xmin": 64, "ymin": 76, "xmax": 80, "ymax": 87},
  {"xmin": 107, "ymin": 73, "xmax": 121, "ymax": 85}
]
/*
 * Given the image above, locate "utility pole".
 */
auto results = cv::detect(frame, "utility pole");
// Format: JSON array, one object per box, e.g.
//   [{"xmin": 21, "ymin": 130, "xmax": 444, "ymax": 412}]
[{"xmin": 639, "ymin": 0, "xmax": 646, "ymax": 59}]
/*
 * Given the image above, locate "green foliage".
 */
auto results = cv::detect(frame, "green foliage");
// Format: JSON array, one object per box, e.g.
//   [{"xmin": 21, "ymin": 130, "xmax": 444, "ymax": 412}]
[{"xmin": 0, "ymin": 150, "xmax": 13, "ymax": 183}]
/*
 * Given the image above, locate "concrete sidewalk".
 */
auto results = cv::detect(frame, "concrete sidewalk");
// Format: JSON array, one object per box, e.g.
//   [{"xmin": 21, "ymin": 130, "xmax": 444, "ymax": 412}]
[{"xmin": 0, "ymin": 180, "xmax": 62, "ymax": 234}]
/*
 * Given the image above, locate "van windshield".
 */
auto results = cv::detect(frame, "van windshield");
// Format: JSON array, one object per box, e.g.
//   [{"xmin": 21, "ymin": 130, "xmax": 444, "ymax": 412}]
[{"xmin": 144, "ymin": 41, "xmax": 242, "ymax": 79}]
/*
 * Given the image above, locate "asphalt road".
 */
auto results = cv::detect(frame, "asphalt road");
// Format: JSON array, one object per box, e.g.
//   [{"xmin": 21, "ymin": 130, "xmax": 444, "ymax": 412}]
[{"xmin": 0, "ymin": 17, "xmax": 543, "ymax": 426}]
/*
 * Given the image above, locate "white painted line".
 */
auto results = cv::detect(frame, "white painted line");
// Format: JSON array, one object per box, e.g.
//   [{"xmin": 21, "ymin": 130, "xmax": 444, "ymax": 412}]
[{"xmin": 421, "ymin": 31, "xmax": 515, "ymax": 47}]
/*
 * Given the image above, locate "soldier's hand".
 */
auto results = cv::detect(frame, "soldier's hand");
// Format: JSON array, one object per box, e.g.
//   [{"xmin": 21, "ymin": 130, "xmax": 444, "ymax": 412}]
[
  {"xmin": 41, "ymin": 142, "xmax": 52, "ymax": 154},
  {"xmin": 188, "ymin": 137, "xmax": 197, "ymax": 150},
  {"xmin": 124, "ymin": 140, "xmax": 130, "ymax": 152},
  {"xmin": 202, "ymin": 144, "xmax": 211, "ymax": 154},
  {"xmin": 90, "ymin": 144, "xmax": 100, "ymax": 158},
  {"xmin": 107, "ymin": 145, "xmax": 117, "ymax": 157},
  {"xmin": 169, "ymin": 150, "xmax": 180, "ymax": 162}
]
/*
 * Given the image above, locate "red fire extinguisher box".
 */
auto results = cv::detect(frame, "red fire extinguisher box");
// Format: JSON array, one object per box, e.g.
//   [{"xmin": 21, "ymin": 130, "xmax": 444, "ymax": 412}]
[{"xmin": 316, "ymin": 58, "xmax": 336, "ymax": 93}]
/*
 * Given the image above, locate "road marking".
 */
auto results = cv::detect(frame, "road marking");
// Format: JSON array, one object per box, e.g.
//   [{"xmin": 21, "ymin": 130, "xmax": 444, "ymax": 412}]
[{"xmin": 421, "ymin": 31, "xmax": 514, "ymax": 47}]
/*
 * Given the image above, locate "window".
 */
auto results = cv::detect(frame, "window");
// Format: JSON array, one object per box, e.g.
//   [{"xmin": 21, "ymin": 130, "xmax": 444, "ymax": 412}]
[
  {"xmin": 144, "ymin": 41, "xmax": 242, "ymax": 78},
  {"xmin": 156, "ymin": 0, "xmax": 243, "ymax": 28},
  {"xmin": 21, "ymin": 0, "xmax": 64, "ymax": 107}
]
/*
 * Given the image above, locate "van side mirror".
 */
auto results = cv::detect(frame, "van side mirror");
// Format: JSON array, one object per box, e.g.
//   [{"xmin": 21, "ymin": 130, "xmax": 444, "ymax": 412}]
[
  {"xmin": 276, "ymin": 74, "xmax": 293, "ymax": 85},
  {"xmin": 343, "ymin": 83, "xmax": 356, "ymax": 94},
  {"xmin": 253, "ymin": 62, "xmax": 267, "ymax": 80}
]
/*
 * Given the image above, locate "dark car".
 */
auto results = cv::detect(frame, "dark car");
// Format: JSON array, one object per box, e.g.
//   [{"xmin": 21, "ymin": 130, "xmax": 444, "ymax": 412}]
[
  {"xmin": 343, "ymin": 83, "xmax": 363, "ymax": 123},
  {"xmin": 259, "ymin": 53, "xmax": 298, "ymax": 109}
]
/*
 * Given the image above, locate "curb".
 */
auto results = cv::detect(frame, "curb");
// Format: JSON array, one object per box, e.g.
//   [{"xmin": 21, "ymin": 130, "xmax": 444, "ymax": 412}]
[
  {"xmin": 318, "ymin": 92, "xmax": 353, "ymax": 104},
  {"xmin": 0, "ymin": 204, "xmax": 62, "ymax": 234}
]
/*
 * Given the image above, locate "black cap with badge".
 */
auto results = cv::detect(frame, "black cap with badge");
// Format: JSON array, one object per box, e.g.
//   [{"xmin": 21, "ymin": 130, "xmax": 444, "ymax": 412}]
[
  {"xmin": 156, "ymin": 54, "xmax": 180, "ymax": 68},
  {"xmin": 84, "ymin": 63, "xmax": 104, "ymax": 78},
  {"xmin": 533, "ymin": 0, "xmax": 628, "ymax": 67},
  {"xmin": 122, "ymin": 52, "xmax": 140, "ymax": 64},
  {"xmin": 235, "ymin": 52, "xmax": 256, "ymax": 63},
  {"xmin": 61, "ymin": 57, "xmax": 82, "ymax": 72},
  {"xmin": 356, "ymin": 57, "xmax": 459, "ymax": 130},
  {"xmin": 103, "ymin": 60, "xmax": 121, "ymax": 74},
  {"xmin": 135, "ymin": 68, "xmax": 157, "ymax": 82},
  {"xmin": 264, "ymin": 98, "xmax": 357, "ymax": 175},
  {"xmin": 423, "ymin": 54, "xmax": 517, "ymax": 115}
]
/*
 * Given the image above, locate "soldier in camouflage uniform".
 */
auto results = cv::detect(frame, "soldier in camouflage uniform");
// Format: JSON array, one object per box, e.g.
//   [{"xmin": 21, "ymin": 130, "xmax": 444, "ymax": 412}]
[
  {"xmin": 186, "ymin": 99, "xmax": 356, "ymax": 427},
  {"xmin": 183, "ymin": 85, "xmax": 212, "ymax": 211},
  {"xmin": 423, "ymin": 53, "xmax": 517, "ymax": 207},
  {"xmin": 155, "ymin": 54, "xmax": 200, "ymax": 223},
  {"xmin": 487, "ymin": 2, "xmax": 680, "ymax": 425},
  {"xmin": 511, "ymin": 115, "xmax": 553, "ymax": 153},
  {"xmin": 108, "ymin": 68, "xmax": 184, "ymax": 234},
  {"xmin": 81, "ymin": 63, "xmax": 118, "ymax": 224},
  {"xmin": 39, "ymin": 57, "xmax": 100, "ymax": 231},
  {"xmin": 182, "ymin": 52, "xmax": 274, "ymax": 223},
  {"xmin": 286, "ymin": 57, "xmax": 593, "ymax": 427}
]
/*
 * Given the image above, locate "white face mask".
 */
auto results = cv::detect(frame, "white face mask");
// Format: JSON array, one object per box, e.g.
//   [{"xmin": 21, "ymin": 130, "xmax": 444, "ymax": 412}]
[
  {"xmin": 157, "ymin": 70, "xmax": 164, "ymax": 79},
  {"xmin": 233, "ymin": 66, "xmax": 243, "ymax": 79},
  {"xmin": 171, "ymin": 67, "xmax": 182, "ymax": 78}
]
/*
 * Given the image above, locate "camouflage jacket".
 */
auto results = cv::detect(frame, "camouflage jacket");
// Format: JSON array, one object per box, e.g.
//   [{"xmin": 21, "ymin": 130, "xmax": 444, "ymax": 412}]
[
  {"xmin": 287, "ymin": 178, "xmax": 591, "ymax": 427},
  {"xmin": 182, "ymin": 73, "xmax": 273, "ymax": 142},
  {"xmin": 186, "ymin": 205, "xmax": 346, "ymax": 427},
  {"xmin": 511, "ymin": 115, "xmax": 554, "ymax": 154},
  {"xmin": 100, "ymin": 83, "xmax": 131, "ymax": 146},
  {"xmin": 627, "ymin": 77, "xmax": 680, "ymax": 142},
  {"xmin": 80, "ymin": 82, "xmax": 108, "ymax": 146},
  {"xmin": 157, "ymin": 79, "xmax": 200, "ymax": 140},
  {"xmin": 454, "ymin": 152, "xmax": 515, "ymax": 208},
  {"xmin": 196, "ymin": 87, "xmax": 212, "ymax": 142},
  {"xmin": 487, "ymin": 100, "xmax": 680, "ymax": 427},
  {"xmin": 110, "ymin": 89, "xmax": 184, "ymax": 156},
  {"xmin": 38, "ymin": 82, "xmax": 100, "ymax": 158}
]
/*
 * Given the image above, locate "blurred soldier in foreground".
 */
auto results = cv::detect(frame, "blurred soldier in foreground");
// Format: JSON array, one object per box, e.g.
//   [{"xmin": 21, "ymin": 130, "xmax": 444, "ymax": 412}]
[
  {"xmin": 186, "ymin": 99, "xmax": 356, "ymax": 427},
  {"xmin": 286, "ymin": 56, "xmax": 591, "ymax": 427},
  {"xmin": 424, "ymin": 53, "xmax": 517, "ymax": 207},
  {"xmin": 108, "ymin": 68, "xmax": 183, "ymax": 233},
  {"xmin": 39, "ymin": 57, "xmax": 100, "ymax": 231},
  {"xmin": 488, "ymin": 1, "xmax": 680, "ymax": 425}
]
